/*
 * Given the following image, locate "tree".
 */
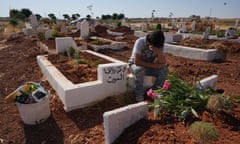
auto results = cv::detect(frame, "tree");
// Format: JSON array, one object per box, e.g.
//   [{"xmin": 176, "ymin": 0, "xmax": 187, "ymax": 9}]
[
  {"xmin": 21, "ymin": 8, "xmax": 32, "ymax": 18},
  {"xmin": 86, "ymin": 14, "xmax": 91, "ymax": 20},
  {"xmin": 63, "ymin": 14, "xmax": 71, "ymax": 21},
  {"xmin": 112, "ymin": 13, "xmax": 118, "ymax": 20},
  {"xmin": 71, "ymin": 13, "xmax": 80, "ymax": 20},
  {"xmin": 35, "ymin": 14, "xmax": 42, "ymax": 21},
  {"xmin": 9, "ymin": 9, "xmax": 19, "ymax": 18},
  {"xmin": 117, "ymin": 13, "xmax": 125, "ymax": 20},
  {"xmin": 48, "ymin": 13, "xmax": 57, "ymax": 20},
  {"xmin": 101, "ymin": 14, "xmax": 112, "ymax": 20}
]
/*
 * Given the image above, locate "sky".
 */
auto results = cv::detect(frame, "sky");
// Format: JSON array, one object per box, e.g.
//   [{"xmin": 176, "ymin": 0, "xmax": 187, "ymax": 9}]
[{"xmin": 1, "ymin": 0, "xmax": 239, "ymax": 19}]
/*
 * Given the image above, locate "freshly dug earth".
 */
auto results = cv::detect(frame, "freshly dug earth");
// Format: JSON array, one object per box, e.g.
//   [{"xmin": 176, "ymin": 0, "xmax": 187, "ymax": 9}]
[
  {"xmin": 47, "ymin": 52, "xmax": 111, "ymax": 84},
  {"xmin": 0, "ymin": 26, "xmax": 240, "ymax": 144}
]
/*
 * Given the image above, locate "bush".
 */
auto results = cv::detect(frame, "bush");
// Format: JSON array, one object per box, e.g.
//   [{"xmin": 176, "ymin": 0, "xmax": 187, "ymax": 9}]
[
  {"xmin": 9, "ymin": 19, "xmax": 18, "ymax": 27},
  {"xmin": 155, "ymin": 23, "xmax": 162, "ymax": 31},
  {"xmin": 216, "ymin": 30, "xmax": 225, "ymax": 38},
  {"xmin": 189, "ymin": 121, "xmax": 218, "ymax": 144},
  {"xmin": 116, "ymin": 21, "xmax": 122, "ymax": 27}
]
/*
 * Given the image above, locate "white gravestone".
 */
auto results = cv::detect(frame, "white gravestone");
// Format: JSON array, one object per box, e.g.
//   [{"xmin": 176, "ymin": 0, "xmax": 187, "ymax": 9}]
[
  {"xmin": 80, "ymin": 20, "xmax": 89, "ymax": 39},
  {"xmin": 191, "ymin": 20, "xmax": 196, "ymax": 32},
  {"xmin": 29, "ymin": 14, "xmax": 38, "ymax": 28},
  {"xmin": 76, "ymin": 22, "xmax": 81, "ymax": 31},
  {"xmin": 141, "ymin": 23, "xmax": 147, "ymax": 32},
  {"xmin": 45, "ymin": 30, "xmax": 53, "ymax": 40},
  {"xmin": 234, "ymin": 19, "xmax": 239, "ymax": 29}
]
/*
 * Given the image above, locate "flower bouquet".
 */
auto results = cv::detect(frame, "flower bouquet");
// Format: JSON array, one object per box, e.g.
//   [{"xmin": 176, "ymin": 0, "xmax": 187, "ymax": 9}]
[{"xmin": 147, "ymin": 74, "xmax": 216, "ymax": 120}]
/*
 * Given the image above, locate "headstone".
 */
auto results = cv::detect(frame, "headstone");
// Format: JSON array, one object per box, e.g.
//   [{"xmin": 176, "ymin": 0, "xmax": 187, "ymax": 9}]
[
  {"xmin": 234, "ymin": 19, "xmax": 239, "ymax": 29},
  {"xmin": 121, "ymin": 19, "xmax": 126, "ymax": 26},
  {"xmin": 45, "ymin": 30, "xmax": 53, "ymax": 40},
  {"xmin": 202, "ymin": 27, "xmax": 210, "ymax": 39},
  {"xmin": 80, "ymin": 20, "xmax": 89, "ymax": 39},
  {"xmin": 29, "ymin": 14, "xmax": 39, "ymax": 28},
  {"xmin": 191, "ymin": 20, "xmax": 196, "ymax": 31},
  {"xmin": 76, "ymin": 22, "xmax": 81, "ymax": 30},
  {"xmin": 141, "ymin": 23, "xmax": 147, "ymax": 32},
  {"xmin": 130, "ymin": 24, "xmax": 136, "ymax": 31},
  {"xmin": 178, "ymin": 24, "xmax": 187, "ymax": 33},
  {"xmin": 172, "ymin": 19, "xmax": 177, "ymax": 29}
]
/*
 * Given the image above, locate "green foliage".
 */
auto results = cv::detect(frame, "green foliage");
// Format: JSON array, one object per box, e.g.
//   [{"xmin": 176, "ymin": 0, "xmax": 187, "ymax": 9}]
[
  {"xmin": 155, "ymin": 23, "xmax": 162, "ymax": 31},
  {"xmin": 189, "ymin": 121, "xmax": 219, "ymax": 144},
  {"xmin": 67, "ymin": 46, "xmax": 76, "ymax": 57},
  {"xmin": 216, "ymin": 30, "xmax": 225, "ymax": 38},
  {"xmin": 9, "ymin": 19, "xmax": 18, "ymax": 26},
  {"xmin": 150, "ymin": 74, "xmax": 216, "ymax": 121},
  {"xmin": 20, "ymin": 8, "xmax": 32, "ymax": 18},
  {"xmin": 51, "ymin": 30, "xmax": 59, "ymax": 38},
  {"xmin": 9, "ymin": 9, "xmax": 29, "ymax": 21},
  {"xmin": 88, "ymin": 38, "xmax": 109, "ymax": 45},
  {"xmin": 75, "ymin": 59, "xmax": 88, "ymax": 64},
  {"xmin": 116, "ymin": 21, "xmax": 122, "ymax": 27}
]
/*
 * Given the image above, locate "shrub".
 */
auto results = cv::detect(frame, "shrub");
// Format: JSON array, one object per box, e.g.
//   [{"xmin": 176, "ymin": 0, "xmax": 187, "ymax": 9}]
[
  {"xmin": 155, "ymin": 23, "xmax": 162, "ymax": 31},
  {"xmin": 9, "ymin": 19, "xmax": 18, "ymax": 27},
  {"xmin": 189, "ymin": 121, "xmax": 219, "ymax": 144},
  {"xmin": 216, "ymin": 30, "xmax": 225, "ymax": 38}
]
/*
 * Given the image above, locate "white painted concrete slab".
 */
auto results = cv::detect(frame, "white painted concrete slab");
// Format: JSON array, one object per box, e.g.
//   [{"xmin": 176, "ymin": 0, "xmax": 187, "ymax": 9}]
[
  {"xmin": 37, "ymin": 50, "xmax": 129, "ymax": 112},
  {"xmin": 195, "ymin": 75, "xmax": 218, "ymax": 90},
  {"xmin": 103, "ymin": 102, "xmax": 148, "ymax": 144},
  {"xmin": 164, "ymin": 43, "xmax": 221, "ymax": 61}
]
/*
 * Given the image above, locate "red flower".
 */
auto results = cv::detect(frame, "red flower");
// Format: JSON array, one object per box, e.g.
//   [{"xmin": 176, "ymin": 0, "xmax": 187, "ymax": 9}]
[
  {"xmin": 163, "ymin": 80, "xmax": 171, "ymax": 90},
  {"xmin": 147, "ymin": 89, "xmax": 158, "ymax": 99}
]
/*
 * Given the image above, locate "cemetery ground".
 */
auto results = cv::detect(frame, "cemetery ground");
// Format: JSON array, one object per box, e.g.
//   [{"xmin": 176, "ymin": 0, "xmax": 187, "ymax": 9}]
[{"xmin": 0, "ymin": 25, "xmax": 240, "ymax": 144}]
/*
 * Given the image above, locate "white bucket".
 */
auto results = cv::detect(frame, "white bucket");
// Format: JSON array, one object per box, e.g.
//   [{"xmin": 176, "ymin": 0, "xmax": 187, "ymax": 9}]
[{"xmin": 16, "ymin": 94, "xmax": 51, "ymax": 125}]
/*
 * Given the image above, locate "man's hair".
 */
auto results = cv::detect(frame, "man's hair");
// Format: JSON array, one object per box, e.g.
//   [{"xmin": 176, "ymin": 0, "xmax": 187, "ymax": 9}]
[{"xmin": 146, "ymin": 30, "xmax": 165, "ymax": 47}]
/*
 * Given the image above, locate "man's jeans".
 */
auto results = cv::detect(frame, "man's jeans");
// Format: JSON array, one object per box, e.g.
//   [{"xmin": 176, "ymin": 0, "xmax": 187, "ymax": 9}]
[{"xmin": 129, "ymin": 64, "xmax": 168, "ymax": 102}]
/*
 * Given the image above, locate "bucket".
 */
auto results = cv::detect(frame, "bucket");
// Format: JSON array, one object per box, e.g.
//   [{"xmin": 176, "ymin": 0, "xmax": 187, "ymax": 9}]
[{"xmin": 16, "ymin": 93, "xmax": 50, "ymax": 125}]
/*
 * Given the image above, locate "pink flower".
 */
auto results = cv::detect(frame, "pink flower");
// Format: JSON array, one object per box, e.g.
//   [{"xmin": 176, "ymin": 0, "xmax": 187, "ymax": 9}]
[
  {"xmin": 147, "ymin": 89, "xmax": 158, "ymax": 99},
  {"xmin": 163, "ymin": 80, "xmax": 171, "ymax": 90}
]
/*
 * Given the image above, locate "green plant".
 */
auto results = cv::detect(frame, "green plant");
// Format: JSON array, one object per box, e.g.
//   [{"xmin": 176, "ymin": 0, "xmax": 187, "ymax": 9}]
[
  {"xmin": 155, "ymin": 23, "xmax": 162, "ymax": 31},
  {"xmin": 189, "ymin": 121, "xmax": 219, "ymax": 144},
  {"xmin": 9, "ymin": 19, "xmax": 18, "ymax": 27},
  {"xmin": 147, "ymin": 74, "xmax": 216, "ymax": 121},
  {"xmin": 116, "ymin": 21, "xmax": 122, "ymax": 27},
  {"xmin": 216, "ymin": 30, "xmax": 225, "ymax": 38},
  {"xmin": 51, "ymin": 30, "xmax": 59, "ymax": 38},
  {"xmin": 75, "ymin": 59, "xmax": 88, "ymax": 64},
  {"xmin": 89, "ymin": 38, "xmax": 110, "ymax": 45},
  {"xmin": 67, "ymin": 46, "xmax": 75, "ymax": 58}
]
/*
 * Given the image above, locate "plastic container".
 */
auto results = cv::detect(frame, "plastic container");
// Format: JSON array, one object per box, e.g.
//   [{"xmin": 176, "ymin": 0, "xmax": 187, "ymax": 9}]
[
  {"xmin": 15, "ymin": 82, "xmax": 51, "ymax": 125},
  {"xmin": 16, "ymin": 93, "xmax": 50, "ymax": 125}
]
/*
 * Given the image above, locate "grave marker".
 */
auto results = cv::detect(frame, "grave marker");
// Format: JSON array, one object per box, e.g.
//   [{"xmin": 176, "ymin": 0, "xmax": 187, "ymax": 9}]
[
  {"xmin": 80, "ymin": 20, "xmax": 89, "ymax": 39},
  {"xmin": 29, "ymin": 14, "xmax": 39, "ymax": 28}
]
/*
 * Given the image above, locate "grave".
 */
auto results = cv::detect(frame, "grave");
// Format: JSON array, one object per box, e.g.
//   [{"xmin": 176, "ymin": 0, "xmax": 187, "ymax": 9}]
[
  {"xmin": 164, "ymin": 43, "xmax": 224, "ymax": 61},
  {"xmin": 37, "ymin": 50, "xmax": 127, "ymax": 112}
]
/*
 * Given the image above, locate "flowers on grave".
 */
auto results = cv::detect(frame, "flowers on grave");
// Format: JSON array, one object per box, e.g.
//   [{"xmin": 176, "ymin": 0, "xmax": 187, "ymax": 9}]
[{"xmin": 147, "ymin": 74, "xmax": 216, "ymax": 121}]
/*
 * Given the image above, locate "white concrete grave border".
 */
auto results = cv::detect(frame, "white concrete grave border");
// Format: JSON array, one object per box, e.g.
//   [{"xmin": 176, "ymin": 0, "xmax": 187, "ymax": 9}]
[
  {"xmin": 37, "ymin": 50, "xmax": 128, "ymax": 112},
  {"xmin": 164, "ymin": 43, "xmax": 223, "ymax": 61},
  {"xmin": 86, "ymin": 36, "xmax": 127, "ymax": 51}
]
